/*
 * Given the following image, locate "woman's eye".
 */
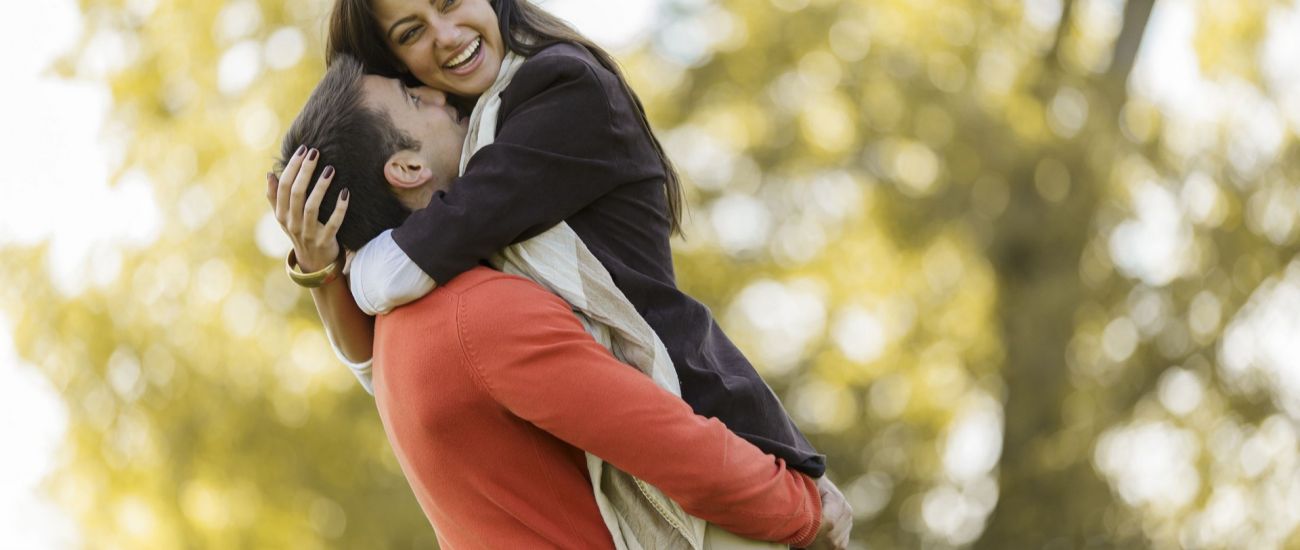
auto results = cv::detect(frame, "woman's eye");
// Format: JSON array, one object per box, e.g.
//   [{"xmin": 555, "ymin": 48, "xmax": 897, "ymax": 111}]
[
  {"xmin": 409, "ymin": 94, "xmax": 421, "ymax": 106},
  {"xmin": 443, "ymin": 0, "xmax": 457, "ymax": 9},
  {"xmin": 400, "ymin": 26, "xmax": 421, "ymax": 44}
]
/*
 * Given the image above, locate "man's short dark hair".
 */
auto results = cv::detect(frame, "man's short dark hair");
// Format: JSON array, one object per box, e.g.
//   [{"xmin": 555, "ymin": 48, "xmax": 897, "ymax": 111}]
[{"xmin": 276, "ymin": 55, "xmax": 417, "ymax": 250}]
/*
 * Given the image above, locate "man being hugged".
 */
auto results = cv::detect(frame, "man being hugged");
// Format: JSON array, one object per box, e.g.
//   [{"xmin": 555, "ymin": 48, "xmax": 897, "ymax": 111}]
[{"xmin": 267, "ymin": 55, "xmax": 850, "ymax": 549}]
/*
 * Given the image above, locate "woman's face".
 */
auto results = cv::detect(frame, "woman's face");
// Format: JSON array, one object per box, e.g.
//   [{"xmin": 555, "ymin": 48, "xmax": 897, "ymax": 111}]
[{"xmin": 372, "ymin": 0, "xmax": 504, "ymax": 99}]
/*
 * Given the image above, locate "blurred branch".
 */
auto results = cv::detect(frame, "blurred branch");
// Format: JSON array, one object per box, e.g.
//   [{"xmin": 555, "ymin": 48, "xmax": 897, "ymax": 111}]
[
  {"xmin": 1105, "ymin": 0, "xmax": 1157, "ymax": 100},
  {"xmin": 1045, "ymin": 0, "xmax": 1076, "ymax": 70}
]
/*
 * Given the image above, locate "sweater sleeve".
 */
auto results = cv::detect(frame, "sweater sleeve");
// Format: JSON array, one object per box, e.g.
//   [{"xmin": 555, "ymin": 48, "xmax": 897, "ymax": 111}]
[
  {"xmin": 392, "ymin": 51, "xmax": 657, "ymax": 285},
  {"xmin": 456, "ymin": 277, "xmax": 822, "ymax": 547}
]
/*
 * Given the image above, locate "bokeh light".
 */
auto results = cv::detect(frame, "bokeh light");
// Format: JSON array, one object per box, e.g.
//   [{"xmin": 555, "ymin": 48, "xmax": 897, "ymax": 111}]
[{"xmin": 4, "ymin": 0, "xmax": 1300, "ymax": 548}]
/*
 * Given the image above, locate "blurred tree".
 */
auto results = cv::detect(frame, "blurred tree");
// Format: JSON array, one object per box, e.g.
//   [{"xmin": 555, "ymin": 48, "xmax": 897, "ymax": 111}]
[
  {"xmin": 638, "ymin": 0, "xmax": 1300, "ymax": 547},
  {"xmin": 3, "ymin": 0, "xmax": 1298, "ymax": 548},
  {"xmin": 1, "ymin": 0, "xmax": 438, "ymax": 547}
]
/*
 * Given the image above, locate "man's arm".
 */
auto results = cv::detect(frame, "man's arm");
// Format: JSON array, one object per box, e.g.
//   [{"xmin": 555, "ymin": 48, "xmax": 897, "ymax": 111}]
[{"xmin": 458, "ymin": 276, "xmax": 822, "ymax": 547}]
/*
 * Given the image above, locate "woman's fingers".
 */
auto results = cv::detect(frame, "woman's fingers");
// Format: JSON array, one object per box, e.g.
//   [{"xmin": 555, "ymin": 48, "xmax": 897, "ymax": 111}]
[
  {"xmin": 276, "ymin": 144, "xmax": 307, "ymax": 223},
  {"xmin": 322, "ymin": 188, "xmax": 350, "ymax": 239},
  {"xmin": 287, "ymin": 147, "xmax": 319, "ymax": 234},
  {"xmin": 266, "ymin": 172, "xmax": 278, "ymax": 208},
  {"xmin": 303, "ymin": 165, "xmax": 335, "ymax": 232}
]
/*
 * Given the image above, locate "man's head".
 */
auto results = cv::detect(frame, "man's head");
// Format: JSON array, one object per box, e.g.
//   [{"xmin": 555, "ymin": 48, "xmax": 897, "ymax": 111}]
[{"xmin": 277, "ymin": 54, "xmax": 467, "ymax": 250}]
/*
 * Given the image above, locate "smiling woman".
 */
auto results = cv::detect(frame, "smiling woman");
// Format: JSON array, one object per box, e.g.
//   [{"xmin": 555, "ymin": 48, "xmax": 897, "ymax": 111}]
[
  {"xmin": 266, "ymin": 0, "xmax": 847, "ymax": 546},
  {"xmin": 296, "ymin": 0, "xmax": 832, "ymax": 469},
  {"xmin": 371, "ymin": 0, "xmax": 504, "ymax": 97}
]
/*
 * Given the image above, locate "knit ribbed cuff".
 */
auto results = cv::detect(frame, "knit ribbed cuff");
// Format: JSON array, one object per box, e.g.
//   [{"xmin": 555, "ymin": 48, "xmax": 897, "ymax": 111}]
[{"xmin": 788, "ymin": 473, "xmax": 823, "ymax": 548}]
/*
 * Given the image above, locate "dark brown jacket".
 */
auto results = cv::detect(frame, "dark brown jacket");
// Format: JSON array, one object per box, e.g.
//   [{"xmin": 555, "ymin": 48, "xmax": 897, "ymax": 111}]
[{"xmin": 391, "ymin": 42, "xmax": 825, "ymax": 476}]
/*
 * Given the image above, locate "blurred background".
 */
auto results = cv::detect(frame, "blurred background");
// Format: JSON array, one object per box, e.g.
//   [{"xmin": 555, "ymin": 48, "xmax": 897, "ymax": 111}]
[{"xmin": 2, "ymin": 0, "xmax": 1299, "ymax": 547}]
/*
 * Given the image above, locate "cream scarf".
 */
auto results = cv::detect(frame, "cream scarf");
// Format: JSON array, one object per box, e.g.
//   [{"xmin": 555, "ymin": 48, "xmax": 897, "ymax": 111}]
[{"xmin": 463, "ymin": 51, "xmax": 781, "ymax": 550}]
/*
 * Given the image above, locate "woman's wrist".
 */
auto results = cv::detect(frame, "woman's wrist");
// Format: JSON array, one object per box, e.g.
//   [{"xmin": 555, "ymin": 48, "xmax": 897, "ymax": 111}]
[
  {"xmin": 294, "ymin": 245, "xmax": 340, "ymax": 273},
  {"xmin": 287, "ymin": 249, "xmax": 345, "ymax": 288},
  {"xmin": 296, "ymin": 255, "xmax": 330, "ymax": 273}
]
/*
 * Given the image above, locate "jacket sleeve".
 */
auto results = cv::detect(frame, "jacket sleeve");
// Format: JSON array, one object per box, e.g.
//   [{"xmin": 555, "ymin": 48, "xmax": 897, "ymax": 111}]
[
  {"xmin": 457, "ymin": 277, "xmax": 822, "ymax": 547},
  {"xmin": 392, "ymin": 52, "xmax": 656, "ymax": 285}
]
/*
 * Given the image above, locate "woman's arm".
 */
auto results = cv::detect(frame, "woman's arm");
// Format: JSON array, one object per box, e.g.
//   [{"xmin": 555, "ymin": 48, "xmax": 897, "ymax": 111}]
[
  {"xmin": 459, "ymin": 276, "xmax": 822, "ymax": 547},
  {"xmin": 392, "ymin": 46, "xmax": 662, "ymax": 285},
  {"xmin": 311, "ymin": 272, "xmax": 376, "ymax": 391},
  {"xmin": 311, "ymin": 273, "xmax": 375, "ymax": 363},
  {"xmin": 268, "ymin": 150, "xmax": 376, "ymax": 385},
  {"xmin": 313, "ymin": 274, "xmax": 377, "ymax": 395}
]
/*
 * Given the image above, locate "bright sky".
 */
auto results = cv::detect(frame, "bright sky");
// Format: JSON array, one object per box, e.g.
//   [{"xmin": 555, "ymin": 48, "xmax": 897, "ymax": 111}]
[{"xmin": 0, "ymin": 0, "xmax": 95, "ymax": 545}]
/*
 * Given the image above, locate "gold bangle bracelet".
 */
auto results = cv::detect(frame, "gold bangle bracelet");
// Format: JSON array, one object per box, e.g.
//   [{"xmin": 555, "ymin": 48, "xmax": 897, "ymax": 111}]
[{"xmin": 286, "ymin": 249, "xmax": 341, "ymax": 288}]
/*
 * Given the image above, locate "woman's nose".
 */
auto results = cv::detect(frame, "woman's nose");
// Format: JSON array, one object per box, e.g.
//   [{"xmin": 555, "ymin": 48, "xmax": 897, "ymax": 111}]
[{"xmin": 429, "ymin": 19, "xmax": 463, "ymax": 52}]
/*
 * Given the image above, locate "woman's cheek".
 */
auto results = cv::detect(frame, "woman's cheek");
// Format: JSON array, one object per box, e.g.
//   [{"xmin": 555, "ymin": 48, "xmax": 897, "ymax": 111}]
[{"xmin": 410, "ymin": 57, "xmax": 433, "ymax": 80}]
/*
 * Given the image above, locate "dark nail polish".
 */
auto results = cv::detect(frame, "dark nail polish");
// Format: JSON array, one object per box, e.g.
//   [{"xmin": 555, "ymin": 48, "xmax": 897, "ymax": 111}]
[
  {"xmin": 295, "ymin": 145, "xmax": 307, "ymax": 156},
  {"xmin": 341, "ymin": 189, "xmax": 350, "ymax": 201},
  {"xmin": 307, "ymin": 148, "xmax": 319, "ymax": 161},
  {"xmin": 322, "ymin": 165, "xmax": 335, "ymax": 179}
]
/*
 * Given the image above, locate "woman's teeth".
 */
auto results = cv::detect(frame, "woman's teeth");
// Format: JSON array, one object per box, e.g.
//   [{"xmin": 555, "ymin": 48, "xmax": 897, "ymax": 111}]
[{"xmin": 444, "ymin": 38, "xmax": 481, "ymax": 69}]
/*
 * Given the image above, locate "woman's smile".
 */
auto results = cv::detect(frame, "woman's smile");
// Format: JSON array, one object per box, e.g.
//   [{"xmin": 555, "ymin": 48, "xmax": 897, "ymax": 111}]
[
  {"xmin": 443, "ymin": 36, "xmax": 483, "ymax": 74},
  {"xmin": 373, "ymin": 0, "xmax": 505, "ymax": 99}
]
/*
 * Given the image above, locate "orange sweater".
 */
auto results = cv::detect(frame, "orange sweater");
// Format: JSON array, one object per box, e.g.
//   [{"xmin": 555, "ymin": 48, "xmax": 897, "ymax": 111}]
[{"xmin": 372, "ymin": 267, "xmax": 821, "ymax": 549}]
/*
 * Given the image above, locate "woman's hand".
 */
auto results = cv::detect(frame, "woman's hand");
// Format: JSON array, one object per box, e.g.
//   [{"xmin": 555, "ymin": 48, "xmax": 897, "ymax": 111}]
[
  {"xmin": 267, "ymin": 145, "xmax": 349, "ymax": 272},
  {"xmin": 805, "ymin": 476, "xmax": 853, "ymax": 549}
]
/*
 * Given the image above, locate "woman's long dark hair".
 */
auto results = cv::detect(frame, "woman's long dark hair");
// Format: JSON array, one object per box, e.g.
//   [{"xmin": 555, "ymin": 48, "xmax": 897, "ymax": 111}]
[{"xmin": 327, "ymin": 0, "xmax": 685, "ymax": 234}]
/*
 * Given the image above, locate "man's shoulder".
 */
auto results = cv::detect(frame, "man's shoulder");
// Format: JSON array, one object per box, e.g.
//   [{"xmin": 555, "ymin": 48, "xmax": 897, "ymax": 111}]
[
  {"xmin": 446, "ymin": 267, "xmax": 573, "ymax": 327},
  {"xmin": 440, "ymin": 265, "xmax": 527, "ymax": 293},
  {"xmin": 446, "ymin": 266, "xmax": 561, "ymax": 304},
  {"xmin": 379, "ymin": 266, "xmax": 505, "ymax": 320},
  {"xmin": 378, "ymin": 267, "xmax": 552, "ymax": 338}
]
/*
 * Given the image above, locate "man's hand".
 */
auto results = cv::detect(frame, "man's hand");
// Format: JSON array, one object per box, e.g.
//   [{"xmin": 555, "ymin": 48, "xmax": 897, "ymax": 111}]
[{"xmin": 805, "ymin": 475, "xmax": 853, "ymax": 549}]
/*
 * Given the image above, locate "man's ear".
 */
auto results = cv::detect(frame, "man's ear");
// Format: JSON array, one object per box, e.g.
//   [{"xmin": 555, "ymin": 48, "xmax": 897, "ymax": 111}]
[{"xmin": 383, "ymin": 150, "xmax": 435, "ymax": 190}]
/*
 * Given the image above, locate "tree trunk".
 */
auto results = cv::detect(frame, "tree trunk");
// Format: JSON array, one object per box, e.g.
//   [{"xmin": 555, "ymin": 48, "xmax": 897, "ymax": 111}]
[{"xmin": 976, "ymin": 1, "xmax": 1157, "ymax": 547}]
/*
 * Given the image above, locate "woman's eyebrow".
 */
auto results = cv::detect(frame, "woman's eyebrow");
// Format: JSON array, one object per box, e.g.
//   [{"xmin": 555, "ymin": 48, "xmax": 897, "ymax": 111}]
[{"xmin": 387, "ymin": 16, "xmax": 418, "ymax": 41}]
